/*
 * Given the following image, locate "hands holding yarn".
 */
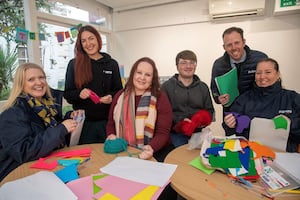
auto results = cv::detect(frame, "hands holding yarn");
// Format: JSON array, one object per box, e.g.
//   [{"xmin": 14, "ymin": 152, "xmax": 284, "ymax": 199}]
[
  {"xmin": 105, "ymin": 134, "xmax": 153, "ymax": 160},
  {"xmin": 104, "ymin": 135, "xmax": 128, "ymax": 154},
  {"xmin": 106, "ymin": 134, "xmax": 117, "ymax": 140}
]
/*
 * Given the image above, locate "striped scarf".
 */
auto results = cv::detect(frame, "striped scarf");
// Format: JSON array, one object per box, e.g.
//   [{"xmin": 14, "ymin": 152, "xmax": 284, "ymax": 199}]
[
  {"xmin": 25, "ymin": 94, "xmax": 58, "ymax": 128},
  {"xmin": 113, "ymin": 90, "xmax": 157, "ymax": 149}
]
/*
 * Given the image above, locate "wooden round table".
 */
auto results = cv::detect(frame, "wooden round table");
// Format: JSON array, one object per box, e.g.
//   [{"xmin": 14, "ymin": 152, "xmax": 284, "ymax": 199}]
[
  {"xmin": 165, "ymin": 144, "xmax": 299, "ymax": 200},
  {"xmin": 0, "ymin": 143, "xmax": 144, "ymax": 186}
]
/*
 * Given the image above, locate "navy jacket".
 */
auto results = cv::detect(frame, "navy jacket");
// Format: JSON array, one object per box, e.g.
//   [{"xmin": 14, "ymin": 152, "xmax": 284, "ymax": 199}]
[
  {"xmin": 0, "ymin": 95, "xmax": 68, "ymax": 181},
  {"xmin": 210, "ymin": 45, "xmax": 267, "ymax": 111},
  {"xmin": 223, "ymin": 81, "xmax": 300, "ymax": 152}
]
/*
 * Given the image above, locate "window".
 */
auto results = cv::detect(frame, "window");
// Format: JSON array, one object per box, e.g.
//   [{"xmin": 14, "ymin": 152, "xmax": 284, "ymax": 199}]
[
  {"xmin": 38, "ymin": 1, "xmax": 111, "ymax": 30},
  {"xmin": 40, "ymin": 23, "xmax": 107, "ymax": 90},
  {"xmin": 36, "ymin": 0, "xmax": 111, "ymax": 89}
]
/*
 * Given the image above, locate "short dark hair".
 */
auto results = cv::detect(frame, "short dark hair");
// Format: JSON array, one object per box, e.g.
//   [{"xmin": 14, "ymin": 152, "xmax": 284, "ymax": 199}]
[
  {"xmin": 175, "ymin": 50, "xmax": 197, "ymax": 65},
  {"xmin": 222, "ymin": 27, "xmax": 244, "ymax": 40}
]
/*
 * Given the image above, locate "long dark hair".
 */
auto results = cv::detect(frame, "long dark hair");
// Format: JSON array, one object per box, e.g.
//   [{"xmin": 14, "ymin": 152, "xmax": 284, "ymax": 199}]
[
  {"xmin": 74, "ymin": 25, "xmax": 102, "ymax": 88},
  {"xmin": 125, "ymin": 57, "xmax": 161, "ymax": 97}
]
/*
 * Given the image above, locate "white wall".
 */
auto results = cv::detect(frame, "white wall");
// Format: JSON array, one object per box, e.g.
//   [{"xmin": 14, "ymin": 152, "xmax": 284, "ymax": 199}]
[{"xmin": 110, "ymin": 0, "xmax": 300, "ymax": 135}]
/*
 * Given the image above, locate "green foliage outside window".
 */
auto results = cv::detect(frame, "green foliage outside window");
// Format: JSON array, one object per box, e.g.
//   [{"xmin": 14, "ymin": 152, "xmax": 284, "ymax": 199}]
[{"xmin": 0, "ymin": 0, "xmax": 51, "ymax": 98}]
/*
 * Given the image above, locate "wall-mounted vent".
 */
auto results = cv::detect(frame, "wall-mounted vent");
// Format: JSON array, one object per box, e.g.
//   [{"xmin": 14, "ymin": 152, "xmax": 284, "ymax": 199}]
[{"xmin": 209, "ymin": 0, "xmax": 265, "ymax": 20}]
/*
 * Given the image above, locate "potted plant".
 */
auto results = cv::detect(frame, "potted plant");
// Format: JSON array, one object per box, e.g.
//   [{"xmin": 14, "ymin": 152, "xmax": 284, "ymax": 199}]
[{"xmin": 0, "ymin": 44, "xmax": 18, "ymax": 100}]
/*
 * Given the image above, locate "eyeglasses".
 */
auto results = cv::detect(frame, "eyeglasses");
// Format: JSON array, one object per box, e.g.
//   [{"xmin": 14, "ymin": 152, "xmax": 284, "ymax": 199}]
[{"xmin": 178, "ymin": 61, "xmax": 196, "ymax": 66}]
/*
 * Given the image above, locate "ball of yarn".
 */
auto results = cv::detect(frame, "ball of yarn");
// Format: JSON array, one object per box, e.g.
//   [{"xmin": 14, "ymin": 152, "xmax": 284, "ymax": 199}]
[{"xmin": 104, "ymin": 138, "xmax": 128, "ymax": 154}]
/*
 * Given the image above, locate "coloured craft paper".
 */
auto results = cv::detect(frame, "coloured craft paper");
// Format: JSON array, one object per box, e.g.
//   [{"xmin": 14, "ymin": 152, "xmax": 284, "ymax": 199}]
[
  {"xmin": 30, "ymin": 147, "xmax": 91, "ymax": 169},
  {"xmin": 58, "ymin": 159, "xmax": 81, "ymax": 166},
  {"xmin": 100, "ymin": 157, "xmax": 177, "ymax": 187},
  {"xmin": 0, "ymin": 171, "xmax": 77, "ymax": 200},
  {"xmin": 30, "ymin": 158, "xmax": 58, "ymax": 170},
  {"xmin": 66, "ymin": 173, "xmax": 166, "ymax": 200},
  {"xmin": 249, "ymin": 116, "xmax": 290, "ymax": 151},
  {"xmin": 93, "ymin": 174, "xmax": 163, "ymax": 199},
  {"xmin": 50, "ymin": 147, "xmax": 91, "ymax": 158},
  {"xmin": 189, "ymin": 156, "xmax": 215, "ymax": 175},
  {"xmin": 55, "ymin": 164, "xmax": 79, "ymax": 183},
  {"xmin": 225, "ymin": 112, "xmax": 251, "ymax": 134}
]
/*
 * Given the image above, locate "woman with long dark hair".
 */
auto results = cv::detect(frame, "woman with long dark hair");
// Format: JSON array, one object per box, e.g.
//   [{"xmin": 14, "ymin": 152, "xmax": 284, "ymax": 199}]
[{"xmin": 64, "ymin": 25, "xmax": 123, "ymax": 144}]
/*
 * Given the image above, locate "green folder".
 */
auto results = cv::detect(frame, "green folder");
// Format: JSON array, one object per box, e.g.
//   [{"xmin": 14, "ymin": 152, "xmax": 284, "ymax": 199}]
[{"xmin": 215, "ymin": 67, "xmax": 239, "ymax": 107}]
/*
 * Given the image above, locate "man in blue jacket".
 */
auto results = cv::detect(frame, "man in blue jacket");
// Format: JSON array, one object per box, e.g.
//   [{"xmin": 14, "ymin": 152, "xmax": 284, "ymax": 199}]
[{"xmin": 210, "ymin": 27, "xmax": 268, "ymax": 123}]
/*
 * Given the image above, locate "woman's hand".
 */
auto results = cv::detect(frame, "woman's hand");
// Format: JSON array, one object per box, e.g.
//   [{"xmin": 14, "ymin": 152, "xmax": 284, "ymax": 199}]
[
  {"xmin": 224, "ymin": 113, "xmax": 236, "ymax": 128},
  {"xmin": 62, "ymin": 119, "xmax": 78, "ymax": 133},
  {"xmin": 106, "ymin": 134, "xmax": 117, "ymax": 140},
  {"xmin": 70, "ymin": 109, "xmax": 84, "ymax": 119},
  {"xmin": 139, "ymin": 145, "xmax": 154, "ymax": 160},
  {"xmin": 100, "ymin": 94, "xmax": 112, "ymax": 104},
  {"xmin": 79, "ymin": 88, "xmax": 91, "ymax": 99}
]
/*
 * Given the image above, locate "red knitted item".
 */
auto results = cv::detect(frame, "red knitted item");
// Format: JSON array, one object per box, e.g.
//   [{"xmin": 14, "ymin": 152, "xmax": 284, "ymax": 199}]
[{"xmin": 173, "ymin": 110, "xmax": 212, "ymax": 136}]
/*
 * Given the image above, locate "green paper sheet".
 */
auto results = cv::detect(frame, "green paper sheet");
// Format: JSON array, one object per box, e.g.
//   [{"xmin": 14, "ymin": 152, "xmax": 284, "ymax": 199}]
[
  {"xmin": 273, "ymin": 115, "xmax": 288, "ymax": 130},
  {"xmin": 189, "ymin": 157, "xmax": 215, "ymax": 175},
  {"xmin": 215, "ymin": 67, "xmax": 239, "ymax": 107}
]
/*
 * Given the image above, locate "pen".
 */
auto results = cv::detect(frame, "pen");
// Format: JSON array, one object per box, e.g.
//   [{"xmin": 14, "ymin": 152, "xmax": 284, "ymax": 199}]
[
  {"xmin": 80, "ymin": 157, "xmax": 90, "ymax": 165},
  {"xmin": 284, "ymin": 189, "xmax": 300, "ymax": 194}
]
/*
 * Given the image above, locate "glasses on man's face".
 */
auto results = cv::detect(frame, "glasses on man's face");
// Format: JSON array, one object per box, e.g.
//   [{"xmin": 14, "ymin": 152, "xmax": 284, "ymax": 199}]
[{"xmin": 178, "ymin": 60, "xmax": 197, "ymax": 66}]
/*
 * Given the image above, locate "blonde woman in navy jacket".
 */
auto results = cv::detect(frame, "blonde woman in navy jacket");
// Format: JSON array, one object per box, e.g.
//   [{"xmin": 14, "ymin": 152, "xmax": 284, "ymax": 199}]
[
  {"xmin": 0, "ymin": 63, "xmax": 79, "ymax": 181},
  {"xmin": 223, "ymin": 58, "xmax": 300, "ymax": 152}
]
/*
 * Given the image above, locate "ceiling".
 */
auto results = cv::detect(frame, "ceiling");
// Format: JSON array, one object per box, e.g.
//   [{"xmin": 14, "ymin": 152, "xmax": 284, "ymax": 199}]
[{"xmin": 96, "ymin": 0, "xmax": 190, "ymax": 12}]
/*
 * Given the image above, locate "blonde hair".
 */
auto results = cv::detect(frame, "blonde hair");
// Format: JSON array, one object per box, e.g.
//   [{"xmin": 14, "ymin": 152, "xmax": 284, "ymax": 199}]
[{"xmin": 1, "ymin": 62, "xmax": 52, "ymax": 111}]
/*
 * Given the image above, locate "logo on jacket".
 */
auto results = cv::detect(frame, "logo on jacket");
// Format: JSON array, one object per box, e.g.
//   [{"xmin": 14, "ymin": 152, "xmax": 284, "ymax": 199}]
[
  {"xmin": 278, "ymin": 110, "xmax": 292, "ymax": 114},
  {"xmin": 248, "ymin": 70, "xmax": 256, "ymax": 74},
  {"xmin": 103, "ymin": 70, "xmax": 112, "ymax": 74}
]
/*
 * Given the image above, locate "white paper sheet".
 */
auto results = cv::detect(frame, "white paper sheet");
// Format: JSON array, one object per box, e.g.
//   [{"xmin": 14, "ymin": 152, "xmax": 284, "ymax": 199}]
[
  {"xmin": 100, "ymin": 157, "xmax": 177, "ymax": 187},
  {"xmin": 0, "ymin": 171, "xmax": 78, "ymax": 200},
  {"xmin": 69, "ymin": 110, "xmax": 85, "ymax": 146},
  {"xmin": 249, "ymin": 117, "xmax": 290, "ymax": 151}
]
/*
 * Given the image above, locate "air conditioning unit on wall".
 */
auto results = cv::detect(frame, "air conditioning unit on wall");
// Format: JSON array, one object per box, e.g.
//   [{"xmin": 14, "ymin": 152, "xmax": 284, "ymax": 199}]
[{"xmin": 209, "ymin": 0, "xmax": 265, "ymax": 20}]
